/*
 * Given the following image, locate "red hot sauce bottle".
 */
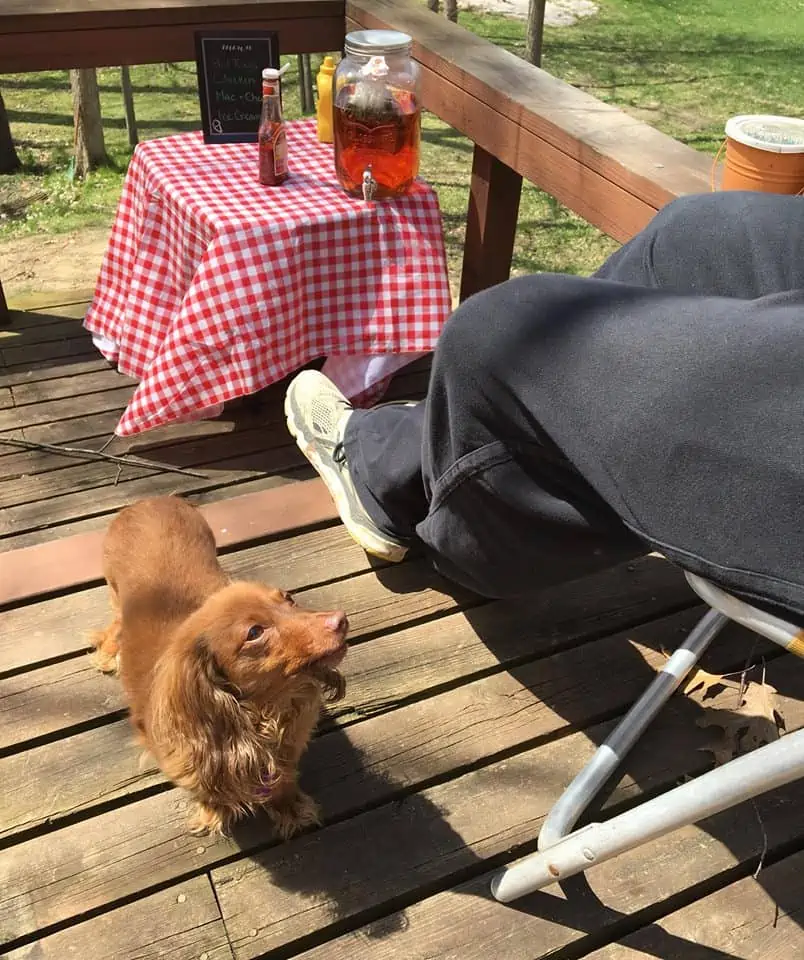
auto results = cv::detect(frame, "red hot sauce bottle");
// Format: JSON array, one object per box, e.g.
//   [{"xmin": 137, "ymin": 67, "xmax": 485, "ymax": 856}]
[{"xmin": 259, "ymin": 63, "xmax": 290, "ymax": 186}]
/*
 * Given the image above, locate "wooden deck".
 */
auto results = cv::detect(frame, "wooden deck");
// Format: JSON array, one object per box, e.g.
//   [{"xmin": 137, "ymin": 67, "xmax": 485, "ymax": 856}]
[
  {"xmin": 0, "ymin": 295, "xmax": 430, "ymax": 554},
  {"xmin": 1, "ymin": 297, "xmax": 803, "ymax": 959}
]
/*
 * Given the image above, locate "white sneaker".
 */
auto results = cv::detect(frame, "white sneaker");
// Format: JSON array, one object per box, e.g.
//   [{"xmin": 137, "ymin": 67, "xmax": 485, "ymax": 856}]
[{"xmin": 284, "ymin": 371, "xmax": 409, "ymax": 562}]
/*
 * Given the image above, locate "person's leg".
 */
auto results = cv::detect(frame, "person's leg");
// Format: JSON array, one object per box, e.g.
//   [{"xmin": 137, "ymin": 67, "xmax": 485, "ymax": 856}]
[
  {"xmin": 408, "ymin": 276, "xmax": 647, "ymax": 596},
  {"xmin": 342, "ymin": 191, "xmax": 804, "ymax": 554},
  {"xmin": 287, "ymin": 275, "xmax": 648, "ymax": 597},
  {"xmin": 287, "ymin": 191, "xmax": 804, "ymax": 597},
  {"xmin": 595, "ymin": 190, "xmax": 804, "ymax": 296},
  {"xmin": 343, "ymin": 402, "xmax": 427, "ymax": 542}
]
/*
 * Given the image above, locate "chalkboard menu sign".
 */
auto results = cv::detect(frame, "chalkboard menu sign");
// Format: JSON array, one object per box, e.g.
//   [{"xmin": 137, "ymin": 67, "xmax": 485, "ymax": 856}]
[{"xmin": 195, "ymin": 31, "xmax": 279, "ymax": 144}]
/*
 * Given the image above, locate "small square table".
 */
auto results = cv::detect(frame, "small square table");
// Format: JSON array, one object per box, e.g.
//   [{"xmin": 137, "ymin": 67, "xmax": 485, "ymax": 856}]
[{"xmin": 85, "ymin": 118, "xmax": 452, "ymax": 436}]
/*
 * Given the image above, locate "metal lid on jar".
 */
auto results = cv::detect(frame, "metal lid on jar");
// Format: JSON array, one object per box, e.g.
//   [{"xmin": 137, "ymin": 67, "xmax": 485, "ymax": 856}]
[{"xmin": 344, "ymin": 29, "xmax": 413, "ymax": 57}]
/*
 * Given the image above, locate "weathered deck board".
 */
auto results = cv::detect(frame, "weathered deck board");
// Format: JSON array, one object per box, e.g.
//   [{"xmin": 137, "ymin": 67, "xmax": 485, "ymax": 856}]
[
  {"xmin": 0, "ymin": 471, "xmax": 313, "ymax": 551},
  {"xmin": 0, "ymin": 427, "xmax": 291, "ymax": 509},
  {"xmin": 3, "ymin": 294, "xmax": 802, "ymax": 959},
  {"xmin": 0, "ymin": 300, "xmax": 430, "ymax": 552},
  {"xmin": 0, "ymin": 385, "xmax": 136, "ymax": 432},
  {"xmin": 10, "ymin": 367, "xmax": 137, "ymax": 405},
  {"xmin": 587, "ymin": 847, "xmax": 804, "ymax": 959},
  {"xmin": 0, "ymin": 551, "xmax": 471, "ymax": 679},
  {"xmin": 0, "ymin": 525, "xmax": 378, "ymax": 672},
  {"xmin": 0, "ymin": 611, "xmax": 772, "ymax": 945},
  {"xmin": 219, "ymin": 695, "xmax": 804, "ymax": 960},
  {"xmin": 1, "ymin": 558, "xmax": 478, "ymax": 751},
  {"xmin": 0, "ymin": 556, "xmax": 691, "ymax": 841},
  {"xmin": 0, "ymin": 355, "xmax": 116, "ymax": 390},
  {"xmin": 292, "ymin": 667, "xmax": 804, "ymax": 960},
  {"xmin": 5, "ymin": 876, "xmax": 235, "ymax": 960}
]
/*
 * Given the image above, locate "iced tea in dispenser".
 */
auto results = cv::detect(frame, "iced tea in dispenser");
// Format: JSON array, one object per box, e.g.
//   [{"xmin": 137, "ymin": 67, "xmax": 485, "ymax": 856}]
[{"xmin": 333, "ymin": 30, "xmax": 421, "ymax": 200}]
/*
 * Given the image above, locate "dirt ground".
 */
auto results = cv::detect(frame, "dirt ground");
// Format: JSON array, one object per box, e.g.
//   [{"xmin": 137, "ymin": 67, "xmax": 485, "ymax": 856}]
[
  {"xmin": 0, "ymin": 225, "xmax": 111, "ymax": 303},
  {"xmin": 469, "ymin": 0, "xmax": 598, "ymax": 24}
]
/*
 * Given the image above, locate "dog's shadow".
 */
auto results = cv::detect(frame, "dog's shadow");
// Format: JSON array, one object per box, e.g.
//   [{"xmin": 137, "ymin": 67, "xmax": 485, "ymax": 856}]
[
  {"xmin": 221, "ymin": 548, "xmax": 803, "ymax": 955},
  {"xmin": 225, "ymin": 721, "xmax": 478, "ymax": 947}
]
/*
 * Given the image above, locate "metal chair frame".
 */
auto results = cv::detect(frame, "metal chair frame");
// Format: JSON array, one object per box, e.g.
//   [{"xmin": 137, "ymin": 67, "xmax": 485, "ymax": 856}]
[{"xmin": 490, "ymin": 572, "xmax": 804, "ymax": 903}]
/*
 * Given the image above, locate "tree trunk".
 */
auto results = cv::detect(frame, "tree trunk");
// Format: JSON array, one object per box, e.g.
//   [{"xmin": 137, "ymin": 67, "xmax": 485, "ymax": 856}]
[
  {"xmin": 0, "ymin": 90, "xmax": 20, "ymax": 174},
  {"xmin": 297, "ymin": 54, "xmax": 314, "ymax": 114},
  {"xmin": 70, "ymin": 68, "xmax": 107, "ymax": 178},
  {"xmin": 427, "ymin": 0, "xmax": 440, "ymax": 12},
  {"xmin": 525, "ymin": 0, "xmax": 547, "ymax": 67},
  {"xmin": 120, "ymin": 65, "xmax": 138, "ymax": 147},
  {"xmin": 445, "ymin": 0, "xmax": 458, "ymax": 22}
]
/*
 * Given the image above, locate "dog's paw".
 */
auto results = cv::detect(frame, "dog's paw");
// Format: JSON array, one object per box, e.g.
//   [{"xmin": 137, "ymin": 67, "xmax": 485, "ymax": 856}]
[
  {"xmin": 268, "ymin": 790, "xmax": 320, "ymax": 840},
  {"xmin": 188, "ymin": 801, "xmax": 228, "ymax": 836},
  {"xmin": 90, "ymin": 645, "xmax": 121, "ymax": 675},
  {"xmin": 90, "ymin": 622, "xmax": 122, "ymax": 674}
]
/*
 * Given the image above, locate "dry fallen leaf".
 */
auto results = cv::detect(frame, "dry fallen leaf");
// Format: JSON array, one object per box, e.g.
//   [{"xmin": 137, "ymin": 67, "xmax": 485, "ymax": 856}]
[
  {"xmin": 696, "ymin": 678, "xmax": 785, "ymax": 765},
  {"xmin": 654, "ymin": 651, "xmax": 787, "ymax": 767},
  {"xmin": 682, "ymin": 665, "xmax": 732, "ymax": 700}
]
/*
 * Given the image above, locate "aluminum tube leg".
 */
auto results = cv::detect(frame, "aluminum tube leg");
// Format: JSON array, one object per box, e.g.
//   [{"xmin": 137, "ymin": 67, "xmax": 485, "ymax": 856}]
[
  {"xmin": 491, "ymin": 726, "xmax": 804, "ymax": 902},
  {"xmin": 537, "ymin": 609, "xmax": 728, "ymax": 851}
]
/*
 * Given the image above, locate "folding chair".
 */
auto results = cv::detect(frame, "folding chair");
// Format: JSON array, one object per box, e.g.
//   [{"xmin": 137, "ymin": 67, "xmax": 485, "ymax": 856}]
[{"xmin": 490, "ymin": 572, "xmax": 804, "ymax": 902}]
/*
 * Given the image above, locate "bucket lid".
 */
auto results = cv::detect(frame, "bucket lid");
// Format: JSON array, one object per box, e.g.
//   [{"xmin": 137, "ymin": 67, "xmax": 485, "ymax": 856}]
[
  {"xmin": 725, "ymin": 115, "xmax": 804, "ymax": 154},
  {"xmin": 345, "ymin": 29, "xmax": 412, "ymax": 58}
]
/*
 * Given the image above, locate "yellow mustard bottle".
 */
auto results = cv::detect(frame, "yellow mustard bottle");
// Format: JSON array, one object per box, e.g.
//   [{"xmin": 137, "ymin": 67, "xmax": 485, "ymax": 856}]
[{"xmin": 316, "ymin": 56, "xmax": 336, "ymax": 143}]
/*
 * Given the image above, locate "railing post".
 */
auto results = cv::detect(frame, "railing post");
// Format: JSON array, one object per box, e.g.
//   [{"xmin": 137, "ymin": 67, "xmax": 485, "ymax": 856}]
[
  {"xmin": 0, "ymin": 278, "xmax": 8, "ymax": 327},
  {"xmin": 459, "ymin": 144, "xmax": 522, "ymax": 301}
]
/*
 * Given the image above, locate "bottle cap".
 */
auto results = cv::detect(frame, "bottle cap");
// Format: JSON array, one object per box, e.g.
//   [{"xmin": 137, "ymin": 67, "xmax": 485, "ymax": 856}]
[
  {"xmin": 262, "ymin": 63, "xmax": 290, "ymax": 81},
  {"xmin": 320, "ymin": 55, "xmax": 336, "ymax": 74}
]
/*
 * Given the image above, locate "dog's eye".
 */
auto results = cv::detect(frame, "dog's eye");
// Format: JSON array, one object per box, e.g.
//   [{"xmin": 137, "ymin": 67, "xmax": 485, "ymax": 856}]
[{"xmin": 245, "ymin": 625, "xmax": 265, "ymax": 644}]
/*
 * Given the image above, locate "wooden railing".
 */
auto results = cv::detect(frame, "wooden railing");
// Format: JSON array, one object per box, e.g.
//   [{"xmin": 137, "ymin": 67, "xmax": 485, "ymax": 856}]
[
  {"xmin": 349, "ymin": 0, "xmax": 712, "ymax": 296},
  {"xmin": 0, "ymin": 0, "xmax": 713, "ymax": 316}
]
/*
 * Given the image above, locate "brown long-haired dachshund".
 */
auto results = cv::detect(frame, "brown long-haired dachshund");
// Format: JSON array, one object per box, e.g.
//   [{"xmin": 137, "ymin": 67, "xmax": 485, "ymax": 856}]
[{"xmin": 92, "ymin": 495, "xmax": 348, "ymax": 838}]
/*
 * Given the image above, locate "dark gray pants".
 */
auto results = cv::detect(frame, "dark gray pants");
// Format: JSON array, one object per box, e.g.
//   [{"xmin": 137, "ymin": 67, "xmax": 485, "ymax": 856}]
[{"xmin": 343, "ymin": 192, "xmax": 804, "ymax": 606}]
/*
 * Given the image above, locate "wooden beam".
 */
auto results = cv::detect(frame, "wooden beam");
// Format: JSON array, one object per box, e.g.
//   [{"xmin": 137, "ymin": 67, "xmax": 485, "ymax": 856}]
[
  {"xmin": 0, "ymin": 0, "xmax": 343, "ymax": 32},
  {"xmin": 460, "ymin": 145, "xmax": 522, "ymax": 300},
  {"xmin": 0, "ymin": 1, "xmax": 345, "ymax": 71},
  {"xmin": 0, "ymin": 477, "xmax": 338, "ymax": 609},
  {"xmin": 0, "ymin": 19, "xmax": 345, "ymax": 71}
]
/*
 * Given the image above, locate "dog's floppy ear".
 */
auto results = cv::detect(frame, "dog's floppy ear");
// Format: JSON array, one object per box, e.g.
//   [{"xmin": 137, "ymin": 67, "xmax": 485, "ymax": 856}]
[
  {"xmin": 191, "ymin": 635, "xmax": 241, "ymax": 698},
  {"xmin": 148, "ymin": 634, "xmax": 265, "ymax": 811},
  {"xmin": 156, "ymin": 634, "xmax": 242, "ymax": 737}
]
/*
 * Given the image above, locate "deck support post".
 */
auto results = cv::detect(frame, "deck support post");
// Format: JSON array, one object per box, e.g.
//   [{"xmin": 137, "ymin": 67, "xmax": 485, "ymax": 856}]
[{"xmin": 459, "ymin": 145, "xmax": 523, "ymax": 302}]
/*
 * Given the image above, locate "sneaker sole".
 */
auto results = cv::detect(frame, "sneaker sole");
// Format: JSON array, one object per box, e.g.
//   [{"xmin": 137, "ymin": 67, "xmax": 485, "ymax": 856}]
[{"xmin": 284, "ymin": 389, "xmax": 409, "ymax": 563}]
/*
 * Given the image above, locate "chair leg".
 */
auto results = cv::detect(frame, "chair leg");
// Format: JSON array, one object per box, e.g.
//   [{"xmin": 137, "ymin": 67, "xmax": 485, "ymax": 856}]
[
  {"xmin": 543, "ymin": 608, "xmax": 728, "ymax": 849},
  {"xmin": 491, "ymin": 726, "xmax": 804, "ymax": 901},
  {"xmin": 490, "ymin": 607, "xmax": 729, "ymax": 903}
]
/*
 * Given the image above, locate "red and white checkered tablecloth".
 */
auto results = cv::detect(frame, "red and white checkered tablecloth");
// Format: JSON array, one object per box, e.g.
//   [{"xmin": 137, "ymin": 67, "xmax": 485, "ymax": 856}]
[{"xmin": 84, "ymin": 117, "xmax": 452, "ymax": 436}]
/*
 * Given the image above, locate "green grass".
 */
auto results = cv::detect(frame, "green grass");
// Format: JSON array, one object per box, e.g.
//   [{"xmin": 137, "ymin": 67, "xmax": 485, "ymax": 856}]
[
  {"xmin": 463, "ymin": 0, "xmax": 803, "ymax": 150},
  {"xmin": 1, "ymin": 0, "xmax": 801, "ymax": 284}
]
